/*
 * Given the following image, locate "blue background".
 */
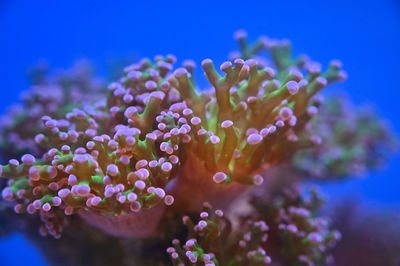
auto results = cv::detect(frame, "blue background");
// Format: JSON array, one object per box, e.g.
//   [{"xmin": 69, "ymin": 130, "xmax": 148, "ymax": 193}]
[{"xmin": 0, "ymin": 0, "xmax": 399, "ymax": 265}]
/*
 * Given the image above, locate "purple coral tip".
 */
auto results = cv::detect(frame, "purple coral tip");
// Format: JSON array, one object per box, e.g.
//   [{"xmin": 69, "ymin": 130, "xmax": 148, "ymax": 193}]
[{"xmin": 233, "ymin": 29, "xmax": 247, "ymax": 40}]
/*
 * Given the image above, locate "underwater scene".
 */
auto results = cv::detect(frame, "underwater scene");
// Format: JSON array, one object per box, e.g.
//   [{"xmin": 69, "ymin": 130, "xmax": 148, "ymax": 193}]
[{"xmin": 0, "ymin": 0, "xmax": 399, "ymax": 265}]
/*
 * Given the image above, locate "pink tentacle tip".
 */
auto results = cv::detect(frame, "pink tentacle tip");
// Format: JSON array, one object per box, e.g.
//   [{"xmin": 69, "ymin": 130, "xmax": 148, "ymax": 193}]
[
  {"xmin": 161, "ymin": 162, "xmax": 173, "ymax": 172},
  {"xmin": 107, "ymin": 164, "xmax": 119, "ymax": 176},
  {"xmin": 1, "ymin": 187, "xmax": 13, "ymax": 201},
  {"xmin": 72, "ymin": 184, "xmax": 91, "ymax": 197},
  {"xmin": 220, "ymin": 61, "xmax": 232, "ymax": 72},
  {"xmin": 21, "ymin": 154, "xmax": 35, "ymax": 165},
  {"xmin": 174, "ymin": 68, "xmax": 188, "ymax": 78},
  {"xmin": 164, "ymin": 195, "xmax": 174, "ymax": 206},
  {"xmin": 247, "ymin": 134, "xmax": 263, "ymax": 145},
  {"xmin": 135, "ymin": 180, "xmax": 146, "ymax": 190},
  {"xmin": 253, "ymin": 175, "xmax": 264, "ymax": 186},
  {"xmin": 286, "ymin": 80, "xmax": 299, "ymax": 95},
  {"xmin": 213, "ymin": 172, "xmax": 227, "ymax": 184},
  {"xmin": 221, "ymin": 120, "xmax": 233, "ymax": 128},
  {"xmin": 233, "ymin": 29, "xmax": 247, "ymax": 40},
  {"xmin": 190, "ymin": 117, "xmax": 201, "ymax": 125}
]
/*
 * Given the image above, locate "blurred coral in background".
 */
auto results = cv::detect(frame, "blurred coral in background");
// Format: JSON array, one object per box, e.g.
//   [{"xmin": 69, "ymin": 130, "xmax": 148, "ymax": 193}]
[
  {"xmin": 0, "ymin": 60, "xmax": 105, "ymax": 160},
  {"xmin": 330, "ymin": 200, "xmax": 400, "ymax": 266}
]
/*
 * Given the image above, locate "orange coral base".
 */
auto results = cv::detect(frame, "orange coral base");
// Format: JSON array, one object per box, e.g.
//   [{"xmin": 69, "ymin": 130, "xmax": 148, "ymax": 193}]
[{"xmin": 78, "ymin": 203, "xmax": 165, "ymax": 238}]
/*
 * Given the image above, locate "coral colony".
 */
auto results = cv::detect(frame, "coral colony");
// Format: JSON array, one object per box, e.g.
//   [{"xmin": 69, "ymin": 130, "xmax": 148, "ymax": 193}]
[
  {"xmin": 0, "ymin": 60, "xmax": 105, "ymax": 159},
  {"xmin": 292, "ymin": 94, "xmax": 397, "ymax": 179},
  {"xmin": 0, "ymin": 30, "xmax": 396, "ymax": 265}
]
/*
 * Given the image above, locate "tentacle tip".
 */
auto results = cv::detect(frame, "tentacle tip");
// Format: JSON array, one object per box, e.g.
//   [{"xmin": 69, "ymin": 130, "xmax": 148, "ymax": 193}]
[
  {"xmin": 174, "ymin": 68, "xmax": 188, "ymax": 78},
  {"xmin": 233, "ymin": 29, "xmax": 248, "ymax": 40},
  {"xmin": 213, "ymin": 172, "xmax": 228, "ymax": 184},
  {"xmin": 201, "ymin": 58, "xmax": 213, "ymax": 68}
]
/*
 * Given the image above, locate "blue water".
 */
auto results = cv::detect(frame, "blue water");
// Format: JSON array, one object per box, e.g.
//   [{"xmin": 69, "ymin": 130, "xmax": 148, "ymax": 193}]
[
  {"xmin": 0, "ymin": 0, "xmax": 399, "ymax": 265},
  {"xmin": 0, "ymin": 233, "xmax": 48, "ymax": 266}
]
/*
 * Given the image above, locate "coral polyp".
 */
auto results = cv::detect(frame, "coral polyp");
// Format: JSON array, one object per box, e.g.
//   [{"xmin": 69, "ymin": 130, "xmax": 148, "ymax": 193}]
[{"xmin": 0, "ymin": 30, "xmax": 347, "ymax": 240}]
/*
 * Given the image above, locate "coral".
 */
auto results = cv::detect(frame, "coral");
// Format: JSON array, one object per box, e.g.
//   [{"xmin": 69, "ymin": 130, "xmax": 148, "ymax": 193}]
[
  {"xmin": 0, "ymin": 55, "xmax": 181, "ymax": 238},
  {"xmin": 168, "ymin": 202, "xmax": 271, "ymax": 266},
  {"xmin": 0, "ymin": 29, "xmax": 347, "ymax": 239},
  {"xmin": 0, "ymin": 60, "xmax": 105, "ymax": 159},
  {"xmin": 292, "ymin": 93, "xmax": 398, "ymax": 178},
  {"xmin": 233, "ymin": 32, "xmax": 398, "ymax": 190},
  {"xmin": 250, "ymin": 186, "xmax": 341, "ymax": 266},
  {"xmin": 169, "ymin": 186, "xmax": 340, "ymax": 266},
  {"xmin": 165, "ymin": 34, "xmax": 346, "ymax": 211},
  {"xmin": 0, "ymin": 29, "xmax": 397, "ymax": 266}
]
